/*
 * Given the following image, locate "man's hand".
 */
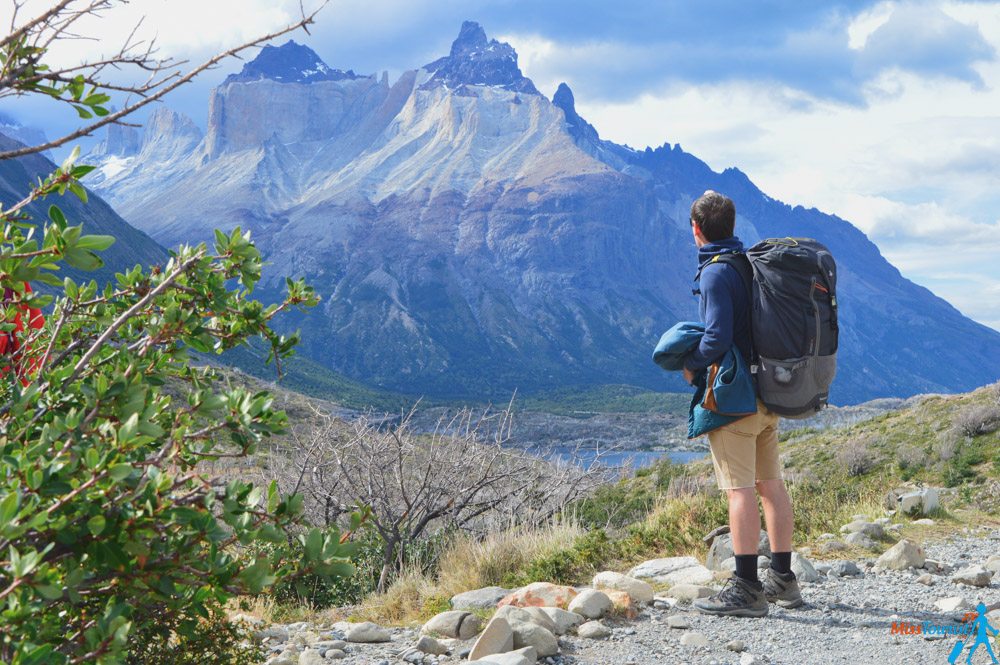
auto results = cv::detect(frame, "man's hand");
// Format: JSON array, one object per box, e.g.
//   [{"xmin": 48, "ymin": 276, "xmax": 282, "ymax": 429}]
[{"xmin": 683, "ymin": 367, "xmax": 696, "ymax": 385}]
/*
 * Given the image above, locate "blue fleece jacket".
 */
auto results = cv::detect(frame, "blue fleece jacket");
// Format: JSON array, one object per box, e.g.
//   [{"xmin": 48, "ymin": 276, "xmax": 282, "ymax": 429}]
[{"xmin": 685, "ymin": 237, "xmax": 753, "ymax": 371}]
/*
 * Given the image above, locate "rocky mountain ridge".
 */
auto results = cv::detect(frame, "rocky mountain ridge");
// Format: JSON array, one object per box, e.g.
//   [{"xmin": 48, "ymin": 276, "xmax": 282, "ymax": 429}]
[{"xmin": 83, "ymin": 21, "xmax": 1000, "ymax": 405}]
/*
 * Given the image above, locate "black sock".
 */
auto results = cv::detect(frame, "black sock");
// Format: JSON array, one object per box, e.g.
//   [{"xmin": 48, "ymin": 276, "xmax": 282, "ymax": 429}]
[
  {"xmin": 734, "ymin": 554, "xmax": 759, "ymax": 585},
  {"xmin": 771, "ymin": 551, "xmax": 792, "ymax": 575}
]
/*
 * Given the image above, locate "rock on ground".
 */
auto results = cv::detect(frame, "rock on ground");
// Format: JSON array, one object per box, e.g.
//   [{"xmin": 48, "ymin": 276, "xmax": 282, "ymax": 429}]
[
  {"xmin": 875, "ymin": 538, "xmax": 926, "ymax": 571},
  {"xmin": 592, "ymin": 570, "xmax": 655, "ymax": 604},
  {"xmin": 451, "ymin": 586, "xmax": 511, "ymax": 610},
  {"xmin": 498, "ymin": 582, "xmax": 578, "ymax": 609},
  {"xmin": 628, "ymin": 556, "xmax": 714, "ymax": 585}
]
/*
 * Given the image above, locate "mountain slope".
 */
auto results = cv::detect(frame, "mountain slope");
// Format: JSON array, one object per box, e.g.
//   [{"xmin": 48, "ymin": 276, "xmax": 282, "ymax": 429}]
[
  {"xmin": 0, "ymin": 133, "xmax": 167, "ymax": 284},
  {"xmin": 84, "ymin": 25, "xmax": 1000, "ymax": 405}
]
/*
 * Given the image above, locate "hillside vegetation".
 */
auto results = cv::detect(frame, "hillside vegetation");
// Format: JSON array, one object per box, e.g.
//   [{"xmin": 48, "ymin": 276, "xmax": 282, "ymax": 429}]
[{"xmin": 247, "ymin": 381, "xmax": 1000, "ymax": 625}]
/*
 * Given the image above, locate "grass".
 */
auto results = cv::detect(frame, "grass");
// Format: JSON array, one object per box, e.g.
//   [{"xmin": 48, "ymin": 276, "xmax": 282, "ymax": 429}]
[{"xmin": 246, "ymin": 382, "xmax": 1000, "ymax": 627}]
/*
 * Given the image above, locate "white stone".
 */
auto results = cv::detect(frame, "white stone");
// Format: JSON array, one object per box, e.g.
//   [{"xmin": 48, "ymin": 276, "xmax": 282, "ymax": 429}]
[
  {"xmin": 495, "ymin": 605, "xmax": 554, "ymax": 633},
  {"xmin": 874, "ymin": 539, "xmax": 925, "ymax": 571},
  {"xmin": 664, "ymin": 584, "xmax": 715, "ymax": 601},
  {"xmin": 629, "ymin": 556, "xmax": 714, "ymax": 585},
  {"xmin": 951, "ymin": 565, "xmax": 992, "ymax": 588},
  {"xmin": 844, "ymin": 532, "xmax": 878, "ymax": 550},
  {"xmin": 984, "ymin": 554, "xmax": 1000, "ymax": 574},
  {"xmin": 421, "ymin": 610, "xmax": 481, "ymax": 639},
  {"xmin": 416, "ymin": 635, "xmax": 448, "ymax": 655},
  {"xmin": 935, "ymin": 596, "xmax": 972, "ymax": 613},
  {"xmin": 509, "ymin": 621, "xmax": 558, "ymax": 657},
  {"xmin": 298, "ymin": 649, "xmax": 323, "ymax": 665},
  {"xmin": 568, "ymin": 589, "xmax": 612, "ymax": 619},
  {"xmin": 577, "ymin": 621, "xmax": 612, "ymax": 639},
  {"xmin": 916, "ymin": 574, "xmax": 934, "ymax": 586},
  {"xmin": 666, "ymin": 615, "xmax": 690, "ymax": 629},
  {"xmin": 344, "ymin": 622, "xmax": 390, "ymax": 643},
  {"xmin": 791, "ymin": 553, "xmax": 820, "ymax": 583},
  {"xmin": 538, "ymin": 607, "xmax": 583, "ymax": 635},
  {"xmin": 469, "ymin": 616, "xmax": 514, "ymax": 661},
  {"xmin": 477, "ymin": 654, "xmax": 531, "ymax": 665},
  {"xmin": 451, "ymin": 586, "xmax": 511, "ymax": 610},
  {"xmin": 680, "ymin": 631, "xmax": 710, "ymax": 647},
  {"xmin": 591, "ymin": 571, "xmax": 654, "ymax": 604}
]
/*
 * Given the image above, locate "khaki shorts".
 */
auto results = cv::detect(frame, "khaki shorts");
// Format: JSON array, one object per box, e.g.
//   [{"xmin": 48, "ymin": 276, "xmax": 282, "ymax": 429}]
[{"xmin": 708, "ymin": 401, "xmax": 781, "ymax": 490}]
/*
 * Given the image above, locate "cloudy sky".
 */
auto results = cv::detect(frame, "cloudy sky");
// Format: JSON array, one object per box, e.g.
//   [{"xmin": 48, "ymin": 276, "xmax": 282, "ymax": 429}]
[{"xmin": 3, "ymin": 0, "xmax": 999, "ymax": 331}]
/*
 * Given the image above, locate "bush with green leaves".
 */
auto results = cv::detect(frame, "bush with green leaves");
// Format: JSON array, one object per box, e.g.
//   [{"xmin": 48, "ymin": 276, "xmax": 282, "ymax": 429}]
[{"xmin": 0, "ymin": 147, "xmax": 364, "ymax": 664}]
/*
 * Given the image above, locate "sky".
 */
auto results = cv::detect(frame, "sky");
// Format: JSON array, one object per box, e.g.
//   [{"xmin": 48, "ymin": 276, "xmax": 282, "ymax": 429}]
[{"xmin": 2, "ymin": 0, "xmax": 999, "ymax": 331}]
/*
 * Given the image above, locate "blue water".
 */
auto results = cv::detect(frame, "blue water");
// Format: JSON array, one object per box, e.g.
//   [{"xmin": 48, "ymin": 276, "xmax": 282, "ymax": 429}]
[{"xmin": 550, "ymin": 448, "xmax": 707, "ymax": 470}]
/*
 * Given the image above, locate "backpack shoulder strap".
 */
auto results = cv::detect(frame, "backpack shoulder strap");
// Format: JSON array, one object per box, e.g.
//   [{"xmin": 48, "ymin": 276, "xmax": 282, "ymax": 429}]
[{"xmin": 714, "ymin": 253, "xmax": 753, "ymax": 301}]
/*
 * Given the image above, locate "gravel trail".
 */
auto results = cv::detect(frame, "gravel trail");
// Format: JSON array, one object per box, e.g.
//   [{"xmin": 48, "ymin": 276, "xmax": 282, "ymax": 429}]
[{"xmin": 563, "ymin": 529, "xmax": 1000, "ymax": 665}]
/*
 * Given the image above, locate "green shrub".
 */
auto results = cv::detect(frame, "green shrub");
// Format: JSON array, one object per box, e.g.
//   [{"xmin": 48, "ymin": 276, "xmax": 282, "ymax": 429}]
[{"xmin": 126, "ymin": 610, "xmax": 262, "ymax": 665}]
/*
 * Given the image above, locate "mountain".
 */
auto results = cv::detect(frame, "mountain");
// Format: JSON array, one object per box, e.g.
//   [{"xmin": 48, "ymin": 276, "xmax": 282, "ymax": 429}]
[
  {"xmin": 84, "ymin": 25, "xmax": 1000, "ymax": 405},
  {"xmin": 0, "ymin": 133, "xmax": 167, "ymax": 284}
]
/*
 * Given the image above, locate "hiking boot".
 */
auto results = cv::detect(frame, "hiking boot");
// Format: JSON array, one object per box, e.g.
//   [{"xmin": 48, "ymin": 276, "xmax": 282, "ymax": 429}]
[
  {"xmin": 762, "ymin": 567, "xmax": 804, "ymax": 608},
  {"xmin": 692, "ymin": 576, "xmax": 768, "ymax": 618}
]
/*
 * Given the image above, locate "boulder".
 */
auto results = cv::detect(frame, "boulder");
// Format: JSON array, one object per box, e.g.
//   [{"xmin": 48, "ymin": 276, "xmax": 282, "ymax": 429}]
[
  {"xmin": 827, "ymin": 560, "xmax": 861, "ymax": 577},
  {"xmin": 984, "ymin": 554, "xmax": 1000, "ymax": 574},
  {"xmin": 602, "ymin": 589, "xmax": 638, "ymax": 619},
  {"xmin": 874, "ymin": 539, "xmax": 925, "ymax": 571},
  {"xmin": 887, "ymin": 487, "xmax": 939, "ymax": 516},
  {"xmin": 298, "ymin": 650, "xmax": 324, "ymax": 665},
  {"xmin": 819, "ymin": 540, "xmax": 848, "ymax": 554},
  {"xmin": 935, "ymin": 596, "xmax": 972, "ymax": 613},
  {"xmin": 498, "ymin": 582, "xmax": 578, "ymax": 609},
  {"xmin": 705, "ymin": 530, "xmax": 771, "ymax": 571},
  {"xmin": 255, "ymin": 625, "xmax": 290, "ymax": 642},
  {"xmin": 577, "ymin": 621, "xmax": 612, "ymax": 640},
  {"xmin": 416, "ymin": 635, "xmax": 449, "ymax": 656},
  {"xmin": 592, "ymin": 571, "xmax": 654, "ymax": 604},
  {"xmin": 451, "ymin": 586, "xmax": 511, "ymax": 610},
  {"xmin": 495, "ymin": 605, "xmax": 555, "ymax": 633},
  {"xmin": 538, "ymin": 607, "xmax": 583, "ymax": 635},
  {"xmin": 568, "ymin": 588, "xmax": 613, "ymax": 619},
  {"xmin": 628, "ymin": 556, "xmax": 714, "ymax": 586},
  {"xmin": 663, "ymin": 584, "xmax": 715, "ymax": 601},
  {"xmin": 476, "ymin": 654, "xmax": 532, "ymax": 665},
  {"xmin": 421, "ymin": 610, "xmax": 481, "ymax": 639},
  {"xmin": 345, "ymin": 622, "xmax": 390, "ymax": 643},
  {"xmin": 509, "ymin": 621, "xmax": 558, "ymax": 657},
  {"xmin": 951, "ymin": 565, "xmax": 992, "ymax": 588},
  {"xmin": 840, "ymin": 520, "xmax": 885, "ymax": 538},
  {"xmin": 791, "ymin": 553, "xmax": 820, "ymax": 583},
  {"xmin": 469, "ymin": 616, "xmax": 514, "ymax": 661},
  {"xmin": 727, "ymin": 639, "xmax": 746, "ymax": 652},
  {"xmin": 916, "ymin": 574, "xmax": 934, "ymax": 586},
  {"xmin": 844, "ymin": 532, "xmax": 878, "ymax": 550},
  {"xmin": 666, "ymin": 615, "xmax": 690, "ymax": 629}
]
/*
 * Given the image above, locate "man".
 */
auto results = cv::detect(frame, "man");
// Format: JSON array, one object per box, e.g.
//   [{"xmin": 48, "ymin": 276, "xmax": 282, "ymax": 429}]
[{"xmin": 683, "ymin": 190, "xmax": 801, "ymax": 618}]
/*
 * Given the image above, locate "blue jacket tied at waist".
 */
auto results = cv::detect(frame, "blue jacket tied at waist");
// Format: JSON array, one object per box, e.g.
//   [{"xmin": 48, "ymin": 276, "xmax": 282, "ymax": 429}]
[{"xmin": 653, "ymin": 321, "xmax": 757, "ymax": 438}]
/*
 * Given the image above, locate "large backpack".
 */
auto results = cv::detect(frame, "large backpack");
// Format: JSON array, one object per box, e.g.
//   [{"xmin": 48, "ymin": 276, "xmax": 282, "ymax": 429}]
[{"xmin": 712, "ymin": 238, "xmax": 838, "ymax": 418}]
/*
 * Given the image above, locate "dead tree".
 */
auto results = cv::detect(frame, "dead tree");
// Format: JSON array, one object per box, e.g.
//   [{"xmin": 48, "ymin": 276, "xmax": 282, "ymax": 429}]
[{"xmin": 268, "ymin": 404, "xmax": 613, "ymax": 591}]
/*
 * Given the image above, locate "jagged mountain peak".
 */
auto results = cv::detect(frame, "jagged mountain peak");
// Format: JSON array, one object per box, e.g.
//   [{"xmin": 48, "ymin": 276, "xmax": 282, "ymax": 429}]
[
  {"xmin": 422, "ymin": 21, "xmax": 539, "ymax": 94},
  {"xmin": 225, "ymin": 40, "xmax": 361, "ymax": 85},
  {"xmin": 553, "ymin": 82, "xmax": 599, "ymax": 143}
]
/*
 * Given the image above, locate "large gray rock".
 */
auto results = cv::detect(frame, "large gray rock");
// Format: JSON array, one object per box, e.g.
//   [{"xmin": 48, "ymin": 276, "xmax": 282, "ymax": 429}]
[
  {"xmin": 791, "ymin": 553, "xmax": 820, "ymax": 583},
  {"xmin": 844, "ymin": 532, "xmax": 878, "ymax": 550},
  {"xmin": 840, "ymin": 521, "xmax": 885, "ymax": 538},
  {"xmin": 591, "ymin": 571, "xmax": 654, "ymax": 604},
  {"xmin": 509, "ymin": 621, "xmax": 559, "ymax": 657},
  {"xmin": 345, "ymin": 622, "xmax": 390, "ymax": 643},
  {"xmin": 495, "ymin": 605, "xmax": 555, "ymax": 633},
  {"xmin": 298, "ymin": 650, "xmax": 324, "ymax": 665},
  {"xmin": 421, "ymin": 610, "xmax": 481, "ymax": 639},
  {"xmin": 663, "ymin": 584, "xmax": 715, "ymax": 601},
  {"xmin": 469, "ymin": 616, "xmax": 514, "ymax": 661},
  {"xmin": 416, "ymin": 635, "xmax": 449, "ymax": 655},
  {"xmin": 629, "ymin": 556, "xmax": 715, "ymax": 585},
  {"xmin": 985, "ymin": 554, "xmax": 1000, "ymax": 574},
  {"xmin": 577, "ymin": 621, "xmax": 612, "ymax": 640},
  {"xmin": 874, "ymin": 539, "xmax": 925, "ymax": 571},
  {"xmin": 936, "ymin": 596, "xmax": 972, "ymax": 613},
  {"xmin": 568, "ymin": 589, "xmax": 612, "ymax": 619},
  {"xmin": 886, "ymin": 487, "xmax": 940, "ymax": 516},
  {"xmin": 538, "ymin": 607, "xmax": 583, "ymax": 635},
  {"xmin": 706, "ymin": 530, "xmax": 771, "ymax": 571},
  {"xmin": 451, "ymin": 586, "xmax": 511, "ymax": 610},
  {"xmin": 951, "ymin": 565, "xmax": 992, "ymax": 587},
  {"xmin": 476, "ymin": 653, "xmax": 532, "ymax": 665},
  {"xmin": 680, "ymin": 632, "xmax": 710, "ymax": 647}
]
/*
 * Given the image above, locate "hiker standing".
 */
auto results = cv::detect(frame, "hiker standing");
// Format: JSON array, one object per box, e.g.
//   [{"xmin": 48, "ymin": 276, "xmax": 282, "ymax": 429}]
[
  {"xmin": 683, "ymin": 191, "xmax": 802, "ymax": 617},
  {"xmin": 0, "ymin": 283, "xmax": 45, "ymax": 386}
]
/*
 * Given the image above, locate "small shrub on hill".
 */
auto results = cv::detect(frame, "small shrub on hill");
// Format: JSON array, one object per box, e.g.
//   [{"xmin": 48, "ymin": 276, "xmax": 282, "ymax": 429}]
[
  {"xmin": 835, "ymin": 436, "xmax": 879, "ymax": 476},
  {"xmin": 955, "ymin": 404, "xmax": 1000, "ymax": 438}
]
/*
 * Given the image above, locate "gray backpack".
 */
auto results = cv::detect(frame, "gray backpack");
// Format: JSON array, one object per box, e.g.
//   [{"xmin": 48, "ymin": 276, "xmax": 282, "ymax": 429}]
[{"xmin": 715, "ymin": 238, "xmax": 838, "ymax": 418}]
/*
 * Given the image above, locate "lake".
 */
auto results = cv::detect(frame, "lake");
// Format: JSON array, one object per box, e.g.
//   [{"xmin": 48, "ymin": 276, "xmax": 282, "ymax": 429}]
[{"xmin": 548, "ymin": 447, "xmax": 707, "ymax": 470}]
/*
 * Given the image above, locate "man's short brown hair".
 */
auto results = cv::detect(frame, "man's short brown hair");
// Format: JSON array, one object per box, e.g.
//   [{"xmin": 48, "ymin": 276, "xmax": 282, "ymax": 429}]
[{"xmin": 691, "ymin": 190, "xmax": 736, "ymax": 242}]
